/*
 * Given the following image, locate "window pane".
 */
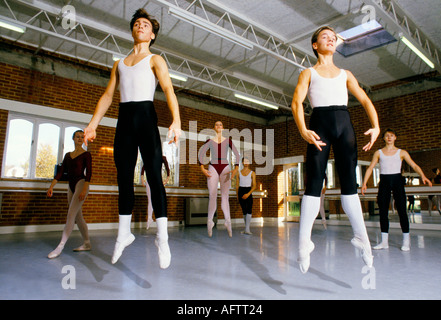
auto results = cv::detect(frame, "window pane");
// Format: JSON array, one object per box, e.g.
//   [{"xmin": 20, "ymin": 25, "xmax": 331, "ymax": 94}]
[
  {"xmin": 4, "ymin": 119, "xmax": 33, "ymax": 178},
  {"xmin": 35, "ymin": 123, "xmax": 60, "ymax": 179},
  {"xmin": 63, "ymin": 126, "xmax": 84, "ymax": 156}
]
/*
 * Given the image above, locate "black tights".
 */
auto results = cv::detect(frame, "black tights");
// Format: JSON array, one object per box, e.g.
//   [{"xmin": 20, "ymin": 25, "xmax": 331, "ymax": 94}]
[
  {"xmin": 114, "ymin": 101, "xmax": 167, "ymax": 217},
  {"xmin": 238, "ymin": 187, "xmax": 253, "ymax": 215},
  {"xmin": 377, "ymin": 174, "xmax": 409, "ymax": 233},
  {"xmin": 305, "ymin": 106, "xmax": 358, "ymax": 197}
]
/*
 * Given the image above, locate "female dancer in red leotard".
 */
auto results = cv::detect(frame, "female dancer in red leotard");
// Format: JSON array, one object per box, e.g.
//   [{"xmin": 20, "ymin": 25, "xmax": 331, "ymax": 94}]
[{"xmin": 198, "ymin": 121, "xmax": 240, "ymax": 237}]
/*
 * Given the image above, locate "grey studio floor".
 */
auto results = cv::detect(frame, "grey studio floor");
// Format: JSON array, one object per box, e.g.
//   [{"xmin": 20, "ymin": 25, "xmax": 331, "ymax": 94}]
[{"xmin": 1, "ymin": 214, "xmax": 441, "ymax": 301}]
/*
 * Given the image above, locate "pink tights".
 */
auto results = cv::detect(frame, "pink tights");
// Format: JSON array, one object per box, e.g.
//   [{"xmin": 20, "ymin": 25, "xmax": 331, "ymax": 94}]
[
  {"xmin": 207, "ymin": 165, "xmax": 231, "ymax": 223},
  {"xmin": 60, "ymin": 179, "xmax": 89, "ymax": 244}
]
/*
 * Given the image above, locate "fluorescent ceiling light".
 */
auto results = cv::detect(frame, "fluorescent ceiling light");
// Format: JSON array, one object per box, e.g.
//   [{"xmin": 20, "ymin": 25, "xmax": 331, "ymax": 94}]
[
  {"xmin": 168, "ymin": 7, "xmax": 254, "ymax": 50},
  {"xmin": 169, "ymin": 71, "xmax": 188, "ymax": 82},
  {"xmin": 0, "ymin": 19, "xmax": 26, "ymax": 33},
  {"xmin": 112, "ymin": 54, "xmax": 124, "ymax": 61},
  {"xmin": 400, "ymin": 35, "xmax": 435, "ymax": 69},
  {"xmin": 234, "ymin": 93, "xmax": 278, "ymax": 110}
]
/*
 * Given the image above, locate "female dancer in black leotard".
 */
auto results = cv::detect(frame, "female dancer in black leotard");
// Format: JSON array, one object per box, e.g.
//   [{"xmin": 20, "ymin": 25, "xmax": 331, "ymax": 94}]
[
  {"xmin": 47, "ymin": 130, "xmax": 92, "ymax": 259},
  {"xmin": 198, "ymin": 121, "xmax": 239, "ymax": 237}
]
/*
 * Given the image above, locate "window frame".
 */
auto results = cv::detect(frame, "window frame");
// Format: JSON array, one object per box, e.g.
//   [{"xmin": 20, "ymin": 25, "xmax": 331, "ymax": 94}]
[{"xmin": 2, "ymin": 112, "xmax": 85, "ymax": 180}]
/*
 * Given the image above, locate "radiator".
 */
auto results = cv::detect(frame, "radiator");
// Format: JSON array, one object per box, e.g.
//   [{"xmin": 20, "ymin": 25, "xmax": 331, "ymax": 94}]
[{"xmin": 185, "ymin": 198, "xmax": 217, "ymax": 226}]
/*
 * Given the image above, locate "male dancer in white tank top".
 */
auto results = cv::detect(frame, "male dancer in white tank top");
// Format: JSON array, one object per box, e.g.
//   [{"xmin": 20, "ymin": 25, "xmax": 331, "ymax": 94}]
[
  {"xmin": 291, "ymin": 26, "xmax": 380, "ymax": 273},
  {"xmin": 362, "ymin": 129, "xmax": 431, "ymax": 251},
  {"xmin": 84, "ymin": 9, "xmax": 181, "ymax": 269}
]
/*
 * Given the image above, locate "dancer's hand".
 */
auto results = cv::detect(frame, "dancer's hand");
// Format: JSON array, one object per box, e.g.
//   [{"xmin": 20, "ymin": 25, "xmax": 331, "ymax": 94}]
[
  {"xmin": 47, "ymin": 187, "xmax": 53, "ymax": 197},
  {"xmin": 168, "ymin": 121, "xmax": 181, "ymax": 144},
  {"xmin": 362, "ymin": 127, "xmax": 380, "ymax": 151},
  {"xmin": 78, "ymin": 190, "xmax": 87, "ymax": 201},
  {"xmin": 84, "ymin": 126, "xmax": 96, "ymax": 147},
  {"xmin": 301, "ymin": 129, "xmax": 326, "ymax": 151},
  {"xmin": 361, "ymin": 184, "xmax": 367, "ymax": 196},
  {"xmin": 202, "ymin": 168, "xmax": 211, "ymax": 178},
  {"xmin": 422, "ymin": 176, "xmax": 432, "ymax": 187}
]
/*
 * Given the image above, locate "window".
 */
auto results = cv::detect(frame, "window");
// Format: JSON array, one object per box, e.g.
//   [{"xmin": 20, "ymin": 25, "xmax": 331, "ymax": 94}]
[
  {"xmin": 336, "ymin": 20, "xmax": 396, "ymax": 57},
  {"xmin": 2, "ymin": 113, "xmax": 83, "ymax": 179}
]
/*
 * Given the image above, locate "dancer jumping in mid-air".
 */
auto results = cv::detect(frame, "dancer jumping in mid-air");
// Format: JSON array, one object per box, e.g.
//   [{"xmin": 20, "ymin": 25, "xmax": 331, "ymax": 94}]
[
  {"xmin": 362, "ymin": 128, "xmax": 432, "ymax": 251},
  {"xmin": 47, "ymin": 130, "xmax": 92, "ymax": 259},
  {"xmin": 84, "ymin": 9, "xmax": 181, "ymax": 269},
  {"xmin": 198, "ymin": 121, "xmax": 239, "ymax": 237},
  {"xmin": 291, "ymin": 26, "xmax": 380, "ymax": 273}
]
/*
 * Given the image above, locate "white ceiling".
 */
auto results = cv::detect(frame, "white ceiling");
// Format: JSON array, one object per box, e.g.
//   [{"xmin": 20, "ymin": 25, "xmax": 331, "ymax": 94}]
[{"xmin": 1, "ymin": 0, "xmax": 440, "ymax": 116}]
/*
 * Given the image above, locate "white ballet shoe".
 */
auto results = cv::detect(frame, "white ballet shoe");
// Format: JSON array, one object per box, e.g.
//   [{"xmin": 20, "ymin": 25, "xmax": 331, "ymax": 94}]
[
  {"xmin": 297, "ymin": 241, "xmax": 315, "ymax": 274},
  {"xmin": 48, "ymin": 242, "xmax": 65, "ymax": 259},
  {"xmin": 155, "ymin": 238, "xmax": 171, "ymax": 269},
  {"xmin": 73, "ymin": 241, "xmax": 91, "ymax": 252},
  {"xmin": 207, "ymin": 220, "xmax": 215, "ymax": 237},
  {"xmin": 351, "ymin": 237, "xmax": 373, "ymax": 268},
  {"xmin": 111, "ymin": 233, "xmax": 135, "ymax": 264}
]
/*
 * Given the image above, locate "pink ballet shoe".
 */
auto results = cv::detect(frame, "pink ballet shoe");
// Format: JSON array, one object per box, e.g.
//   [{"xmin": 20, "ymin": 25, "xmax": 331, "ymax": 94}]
[{"xmin": 207, "ymin": 220, "xmax": 215, "ymax": 237}]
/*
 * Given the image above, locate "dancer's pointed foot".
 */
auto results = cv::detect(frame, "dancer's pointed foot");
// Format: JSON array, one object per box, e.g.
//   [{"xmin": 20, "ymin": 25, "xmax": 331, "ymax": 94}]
[
  {"xmin": 111, "ymin": 233, "xmax": 135, "ymax": 264},
  {"xmin": 225, "ymin": 220, "xmax": 232, "ymax": 238},
  {"xmin": 207, "ymin": 220, "xmax": 215, "ymax": 237},
  {"xmin": 48, "ymin": 242, "xmax": 65, "ymax": 259},
  {"xmin": 297, "ymin": 241, "xmax": 315, "ymax": 274},
  {"xmin": 146, "ymin": 218, "xmax": 153, "ymax": 230},
  {"xmin": 155, "ymin": 237, "xmax": 171, "ymax": 269},
  {"xmin": 351, "ymin": 237, "xmax": 373, "ymax": 268}
]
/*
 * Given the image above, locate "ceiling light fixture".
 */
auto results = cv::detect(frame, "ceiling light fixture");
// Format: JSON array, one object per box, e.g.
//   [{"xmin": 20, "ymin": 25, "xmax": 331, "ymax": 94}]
[
  {"xmin": 112, "ymin": 54, "xmax": 124, "ymax": 61},
  {"xmin": 234, "ymin": 93, "xmax": 279, "ymax": 110},
  {"xmin": 168, "ymin": 7, "xmax": 254, "ymax": 51},
  {"xmin": 169, "ymin": 71, "xmax": 188, "ymax": 82},
  {"xmin": 400, "ymin": 35, "xmax": 435, "ymax": 69},
  {"xmin": 0, "ymin": 19, "xmax": 26, "ymax": 33}
]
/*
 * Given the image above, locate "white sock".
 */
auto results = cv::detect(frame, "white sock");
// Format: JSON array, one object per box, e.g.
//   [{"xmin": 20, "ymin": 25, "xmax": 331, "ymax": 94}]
[
  {"xmin": 244, "ymin": 214, "xmax": 252, "ymax": 234},
  {"xmin": 373, "ymin": 232, "xmax": 389, "ymax": 249},
  {"xmin": 401, "ymin": 233, "xmax": 410, "ymax": 251},
  {"xmin": 117, "ymin": 214, "xmax": 133, "ymax": 241},
  {"xmin": 299, "ymin": 195, "xmax": 321, "ymax": 251},
  {"xmin": 341, "ymin": 194, "xmax": 371, "ymax": 250},
  {"xmin": 155, "ymin": 217, "xmax": 171, "ymax": 269}
]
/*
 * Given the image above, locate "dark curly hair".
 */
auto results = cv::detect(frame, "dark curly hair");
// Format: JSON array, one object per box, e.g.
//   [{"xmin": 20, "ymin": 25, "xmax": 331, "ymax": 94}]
[{"xmin": 130, "ymin": 8, "xmax": 160, "ymax": 47}]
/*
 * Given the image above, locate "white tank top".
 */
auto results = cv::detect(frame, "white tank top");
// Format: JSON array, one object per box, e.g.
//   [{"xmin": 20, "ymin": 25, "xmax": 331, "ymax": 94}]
[
  {"xmin": 239, "ymin": 170, "xmax": 253, "ymax": 187},
  {"xmin": 118, "ymin": 54, "xmax": 158, "ymax": 103},
  {"xmin": 307, "ymin": 68, "xmax": 348, "ymax": 108},
  {"xmin": 379, "ymin": 149, "xmax": 402, "ymax": 174}
]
